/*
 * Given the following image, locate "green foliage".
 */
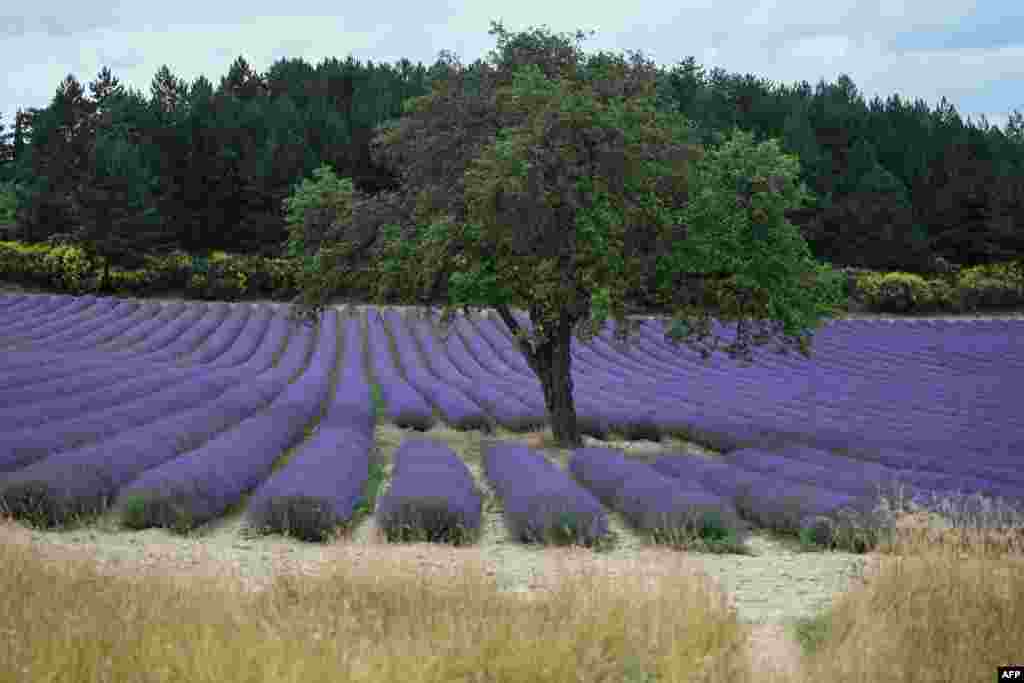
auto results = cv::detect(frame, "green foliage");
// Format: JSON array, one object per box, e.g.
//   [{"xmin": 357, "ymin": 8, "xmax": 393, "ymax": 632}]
[
  {"xmin": 192, "ymin": 257, "xmax": 250, "ymax": 301},
  {"xmin": 39, "ymin": 243, "xmax": 98, "ymax": 294},
  {"xmin": 854, "ymin": 270, "xmax": 964, "ymax": 313},
  {"xmin": 281, "ymin": 163, "xmax": 357, "ymax": 257},
  {"xmin": 103, "ymin": 267, "xmax": 161, "ymax": 296},
  {"xmin": 953, "ymin": 261, "xmax": 1024, "ymax": 311},
  {"xmin": 655, "ymin": 127, "xmax": 846, "ymax": 359},
  {"xmin": 336, "ymin": 56, "xmax": 849, "ymax": 447},
  {"xmin": 139, "ymin": 249, "xmax": 193, "ymax": 290},
  {"xmin": 372, "ymin": 60, "xmax": 706, "ymax": 351},
  {"xmin": 0, "ymin": 180, "xmax": 19, "ymax": 224}
]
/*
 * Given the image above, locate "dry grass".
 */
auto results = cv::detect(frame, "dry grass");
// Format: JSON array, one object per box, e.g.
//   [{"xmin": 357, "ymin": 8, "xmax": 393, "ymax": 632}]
[{"xmin": 3, "ymin": 492, "xmax": 1024, "ymax": 682}]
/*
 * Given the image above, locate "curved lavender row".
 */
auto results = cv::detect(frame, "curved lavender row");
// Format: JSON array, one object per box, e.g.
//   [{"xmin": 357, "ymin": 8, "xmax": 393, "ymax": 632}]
[
  {"xmin": 583, "ymin": 331, "xmax": 855, "ymax": 442},
  {"xmin": 242, "ymin": 310, "xmax": 377, "ymax": 540},
  {"xmin": 3, "ymin": 302, "xmax": 211, "ymax": 371},
  {"xmin": 588, "ymin": 318, "xmax": 816, "ymax": 402},
  {"xmin": 464, "ymin": 315, "xmax": 655, "ymax": 437},
  {"xmin": 744, "ymin": 323, "xmax": 1023, "ymax": 427},
  {"xmin": 19, "ymin": 301, "xmax": 229, "ymax": 363},
  {"xmin": 569, "ymin": 446, "xmax": 746, "ymax": 544},
  {"xmin": 194, "ymin": 305, "xmax": 275, "ymax": 369},
  {"xmin": 364, "ymin": 308, "xmax": 435, "ymax": 430},
  {"xmin": 0, "ymin": 293, "xmax": 30, "ymax": 307},
  {"xmin": 178, "ymin": 304, "xmax": 253, "ymax": 364},
  {"xmin": 445, "ymin": 315, "xmax": 550, "ymax": 410},
  {"xmin": 0, "ymin": 309, "xmax": 296, "ymax": 473},
  {"xmin": 0, "ymin": 308, "xmax": 291, "ymax": 465},
  {"xmin": 651, "ymin": 453, "xmax": 885, "ymax": 536},
  {"xmin": 244, "ymin": 425, "xmax": 372, "ymax": 541},
  {"xmin": 771, "ymin": 319, "xmax": 1018, "ymax": 378},
  {"xmin": 375, "ymin": 436, "xmax": 483, "ymax": 544},
  {"xmin": 0, "ymin": 357, "xmax": 168, "ymax": 405},
  {"xmin": 0, "ymin": 303, "xmax": 213, "ymax": 406},
  {"xmin": 0, "ymin": 304, "xmax": 193, "ymax": 389},
  {"xmin": 0, "ymin": 294, "xmax": 86, "ymax": 326},
  {"xmin": 112, "ymin": 310, "xmax": 338, "ymax": 531},
  {"xmin": 0, "ymin": 295, "xmax": 102, "ymax": 338},
  {"xmin": 317, "ymin": 314, "xmax": 376, "ymax": 433},
  {"xmin": 0, "ymin": 293, "xmax": 66, "ymax": 313},
  {"xmin": 621, "ymin": 318, "xmax": 1022, "ymax": 456},
  {"xmin": 95, "ymin": 301, "xmax": 190, "ymax": 351},
  {"xmin": 825, "ymin": 319, "xmax": 1024, "ymax": 367},
  {"xmin": 476, "ymin": 315, "xmax": 668, "ymax": 438},
  {"xmin": 482, "ymin": 440, "xmax": 609, "ymax": 546},
  {"xmin": 0, "ymin": 314, "xmax": 315, "ymax": 527},
  {"xmin": 0, "ymin": 297, "xmax": 132, "ymax": 348},
  {"xmin": 433, "ymin": 311, "xmax": 550, "ymax": 422},
  {"xmin": 33, "ymin": 301, "xmax": 165, "ymax": 351},
  {"xmin": 83, "ymin": 303, "xmax": 211, "ymax": 357},
  {"xmin": 506, "ymin": 311, "xmax": 816, "ymax": 422},
  {"xmin": 383, "ymin": 309, "xmax": 493, "ymax": 432},
  {"xmin": 56, "ymin": 302, "xmax": 251, "ymax": 369},
  {"xmin": 405, "ymin": 311, "xmax": 536, "ymax": 431},
  {"xmin": 722, "ymin": 446, "xmax": 928, "ymax": 504},
  {"xmin": 86, "ymin": 302, "xmax": 233, "ymax": 363},
  {"xmin": 763, "ymin": 444, "xmax": 1024, "ymax": 508},
  {"xmin": 571, "ymin": 332, "xmax": 817, "ymax": 433},
  {"xmin": 508, "ymin": 310, "xmax": 810, "ymax": 401},
  {"xmin": 0, "ymin": 364, "xmax": 227, "ymax": 433},
  {"xmin": 0, "ymin": 371, "xmax": 243, "ymax": 473},
  {"xmin": 474, "ymin": 314, "xmax": 740, "ymax": 440}
]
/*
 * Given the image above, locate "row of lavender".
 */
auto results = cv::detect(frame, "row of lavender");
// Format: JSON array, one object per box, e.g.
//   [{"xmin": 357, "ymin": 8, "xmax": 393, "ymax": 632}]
[
  {"xmin": 5, "ymin": 291, "xmax": 1019, "ymax": 481},
  {"xmin": 0, "ymin": 292, "xmax": 324, "ymax": 528},
  {"xmin": 0, "ymin": 292, "xmax": 1020, "ymax": 543},
  {"xmin": 491, "ymin": 309, "xmax": 1022, "ymax": 495}
]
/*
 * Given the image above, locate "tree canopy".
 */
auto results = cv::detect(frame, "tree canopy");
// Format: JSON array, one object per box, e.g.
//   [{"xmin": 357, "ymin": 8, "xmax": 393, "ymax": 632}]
[{"xmin": 286, "ymin": 29, "xmax": 846, "ymax": 446}]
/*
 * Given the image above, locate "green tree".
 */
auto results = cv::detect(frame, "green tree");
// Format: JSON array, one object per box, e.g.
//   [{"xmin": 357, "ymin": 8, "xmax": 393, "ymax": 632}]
[
  {"xmin": 287, "ymin": 52, "xmax": 845, "ymax": 447},
  {"xmin": 71, "ymin": 119, "xmax": 173, "ymax": 288}
]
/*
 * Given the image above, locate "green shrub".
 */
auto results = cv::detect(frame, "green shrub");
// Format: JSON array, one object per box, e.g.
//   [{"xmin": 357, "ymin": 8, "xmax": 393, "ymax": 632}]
[
  {"xmin": 854, "ymin": 271, "xmax": 932, "ymax": 313},
  {"xmin": 39, "ymin": 244, "xmax": 98, "ymax": 294},
  {"xmin": 105, "ymin": 268, "xmax": 160, "ymax": 296},
  {"xmin": 954, "ymin": 261, "xmax": 1024, "ymax": 311},
  {"xmin": 201, "ymin": 258, "xmax": 250, "ymax": 301}
]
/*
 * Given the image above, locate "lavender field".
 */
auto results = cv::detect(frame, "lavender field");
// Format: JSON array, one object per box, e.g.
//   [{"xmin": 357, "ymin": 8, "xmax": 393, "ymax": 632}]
[{"xmin": 0, "ymin": 290, "xmax": 1021, "ymax": 553}]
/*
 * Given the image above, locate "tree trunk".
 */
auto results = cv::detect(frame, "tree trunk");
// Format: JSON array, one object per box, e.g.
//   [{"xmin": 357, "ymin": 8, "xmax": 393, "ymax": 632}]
[{"xmin": 527, "ymin": 312, "xmax": 582, "ymax": 448}]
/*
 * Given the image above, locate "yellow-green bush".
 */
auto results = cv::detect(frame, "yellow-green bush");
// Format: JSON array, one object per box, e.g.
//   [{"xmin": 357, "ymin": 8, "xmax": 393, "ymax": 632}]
[
  {"xmin": 201, "ymin": 258, "xmax": 250, "ymax": 301},
  {"xmin": 185, "ymin": 272, "xmax": 210, "ymax": 299},
  {"xmin": 39, "ymin": 244, "xmax": 98, "ymax": 295},
  {"xmin": 853, "ymin": 271, "xmax": 936, "ymax": 313},
  {"xmin": 104, "ymin": 268, "xmax": 161, "ymax": 296},
  {"xmin": 954, "ymin": 262, "xmax": 1024, "ymax": 311},
  {"xmin": 227, "ymin": 253, "xmax": 276, "ymax": 296},
  {"xmin": 262, "ymin": 257, "xmax": 302, "ymax": 298},
  {"xmin": 0, "ymin": 243, "xmax": 48, "ymax": 284},
  {"xmin": 140, "ymin": 250, "xmax": 193, "ymax": 291}
]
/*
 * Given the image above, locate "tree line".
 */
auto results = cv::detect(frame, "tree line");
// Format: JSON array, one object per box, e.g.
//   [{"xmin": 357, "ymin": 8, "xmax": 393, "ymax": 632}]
[{"xmin": 0, "ymin": 20, "xmax": 1022, "ymax": 289}]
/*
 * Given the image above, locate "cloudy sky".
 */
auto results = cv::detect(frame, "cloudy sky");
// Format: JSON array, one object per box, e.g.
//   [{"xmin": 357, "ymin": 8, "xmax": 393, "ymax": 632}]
[{"xmin": 3, "ymin": 1, "xmax": 1022, "ymax": 140}]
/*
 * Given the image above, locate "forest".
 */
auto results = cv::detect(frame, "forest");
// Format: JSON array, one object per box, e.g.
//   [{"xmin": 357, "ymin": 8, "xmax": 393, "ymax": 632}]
[{"xmin": 1, "ymin": 21, "xmax": 1022, "ymax": 307}]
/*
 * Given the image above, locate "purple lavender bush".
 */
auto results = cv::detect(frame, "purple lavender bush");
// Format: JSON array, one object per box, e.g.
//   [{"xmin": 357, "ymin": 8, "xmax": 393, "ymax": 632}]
[
  {"xmin": 483, "ymin": 441, "xmax": 609, "ymax": 547},
  {"xmin": 245, "ymin": 425, "xmax": 372, "ymax": 541},
  {"xmin": 375, "ymin": 437, "xmax": 482, "ymax": 545}
]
